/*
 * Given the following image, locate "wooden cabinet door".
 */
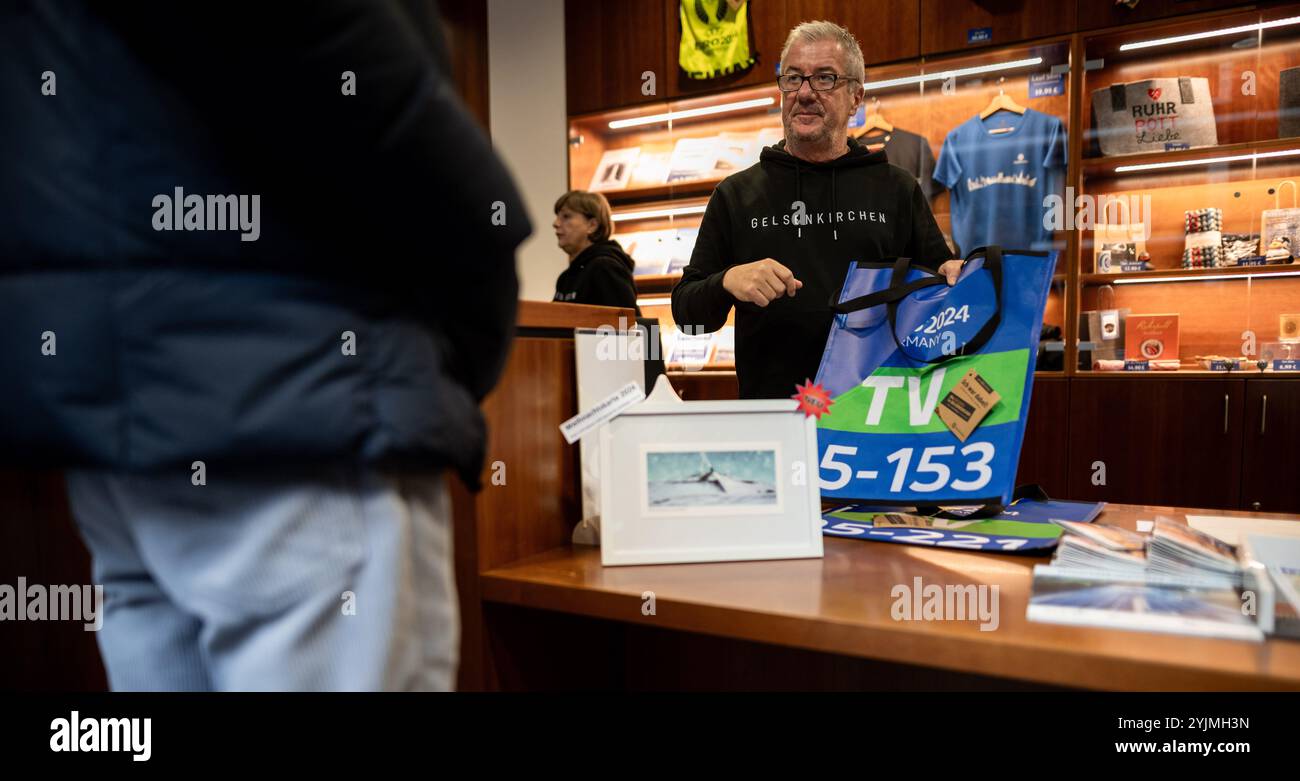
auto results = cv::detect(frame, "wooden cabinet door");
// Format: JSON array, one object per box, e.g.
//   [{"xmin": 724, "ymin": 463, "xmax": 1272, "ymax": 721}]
[
  {"xmin": 789, "ymin": 0, "xmax": 919, "ymax": 66},
  {"xmin": 920, "ymin": 0, "xmax": 1074, "ymax": 56},
  {"xmin": 1067, "ymin": 378, "xmax": 1245, "ymax": 510},
  {"xmin": 667, "ymin": 0, "xmax": 789, "ymax": 97},
  {"xmin": 1014, "ymin": 376, "xmax": 1069, "ymax": 498},
  {"xmin": 566, "ymin": 0, "xmax": 668, "ymax": 114},
  {"xmin": 1241, "ymin": 379, "xmax": 1300, "ymax": 514}
]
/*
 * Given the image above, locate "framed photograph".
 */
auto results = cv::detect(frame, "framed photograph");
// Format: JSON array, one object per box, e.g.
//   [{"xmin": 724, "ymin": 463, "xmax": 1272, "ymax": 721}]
[{"xmin": 599, "ymin": 398, "xmax": 822, "ymax": 566}]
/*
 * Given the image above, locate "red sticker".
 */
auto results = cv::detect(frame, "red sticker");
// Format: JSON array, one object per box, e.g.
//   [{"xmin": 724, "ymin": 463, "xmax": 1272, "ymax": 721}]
[
  {"xmin": 791, "ymin": 379, "xmax": 834, "ymax": 419},
  {"xmin": 1147, "ymin": 87, "xmax": 1162, "ymax": 101}
]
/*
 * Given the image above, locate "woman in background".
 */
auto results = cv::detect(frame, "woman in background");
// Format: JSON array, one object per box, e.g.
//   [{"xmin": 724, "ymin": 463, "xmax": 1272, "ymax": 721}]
[{"xmin": 552, "ymin": 190, "xmax": 639, "ymax": 313}]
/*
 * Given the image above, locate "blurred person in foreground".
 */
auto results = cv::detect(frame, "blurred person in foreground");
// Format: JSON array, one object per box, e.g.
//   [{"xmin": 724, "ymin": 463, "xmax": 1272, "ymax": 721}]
[{"xmin": 0, "ymin": 0, "xmax": 529, "ymax": 690}]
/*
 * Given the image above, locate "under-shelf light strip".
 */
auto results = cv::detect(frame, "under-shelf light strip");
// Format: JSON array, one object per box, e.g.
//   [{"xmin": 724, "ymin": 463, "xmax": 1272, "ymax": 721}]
[
  {"xmin": 1113, "ymin": 271, "xmax": 1300, "ymax": 284},
  {"xmin": 608, "ymin": 97, "xmax": 776, "ymax": 130},
  {"xmin": 1119, "ymin": 15, "xmax": 1300, "ymax": 52},
  {"xmin": 861, "ymin": 57, "xmax": 1042, "ymax": 91},
  {"xmin": 612, "ymin": 204, "xmax": 708, "ymax": 222},
  {"xmin": 1114, "ymin": 147, "xmax": 1300, "ymax": 173}
]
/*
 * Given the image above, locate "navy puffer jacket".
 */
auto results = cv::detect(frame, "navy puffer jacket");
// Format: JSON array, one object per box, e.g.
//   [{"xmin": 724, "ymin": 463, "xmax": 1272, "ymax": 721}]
[{"xmin": 0, "ymin": 0, "xmax": 529, "ymax": 488}]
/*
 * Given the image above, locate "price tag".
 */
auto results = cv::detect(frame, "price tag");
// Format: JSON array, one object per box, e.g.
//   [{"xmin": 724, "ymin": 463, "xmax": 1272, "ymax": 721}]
[{"xmin": 936, "ymin": 369, "xmax": 1001, "ymax": 442}]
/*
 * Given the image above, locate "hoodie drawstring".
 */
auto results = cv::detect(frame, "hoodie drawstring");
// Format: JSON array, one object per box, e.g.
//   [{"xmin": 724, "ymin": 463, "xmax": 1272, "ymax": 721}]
[
  {"xmin": 795, "ymin": 159, "xmax": 803, "ymax": 239},
  {"xmin": 832, "ymin": 167, "xmax": 838, "ymax": 241}
]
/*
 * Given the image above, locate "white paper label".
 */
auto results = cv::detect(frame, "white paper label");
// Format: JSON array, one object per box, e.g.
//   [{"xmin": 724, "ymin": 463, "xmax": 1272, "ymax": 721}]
[{"xmin": 559, "ymin": 381, "xmax": 645, "ymax": 444}]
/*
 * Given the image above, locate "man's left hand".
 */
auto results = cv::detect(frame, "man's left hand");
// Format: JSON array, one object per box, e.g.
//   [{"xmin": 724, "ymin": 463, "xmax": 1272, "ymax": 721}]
[{"xmin": 938, "ymin": 259, "xmax": 963, "ymax": 286}]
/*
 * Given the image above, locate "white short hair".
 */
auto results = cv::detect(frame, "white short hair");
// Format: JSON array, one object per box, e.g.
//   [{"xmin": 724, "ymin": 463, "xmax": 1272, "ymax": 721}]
[{"xmin": 780, "ymin": 20, "xmax": 865, "ymax": 83}]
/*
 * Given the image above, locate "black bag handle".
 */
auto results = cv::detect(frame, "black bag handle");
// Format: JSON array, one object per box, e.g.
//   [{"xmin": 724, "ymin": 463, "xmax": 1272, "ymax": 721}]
[
  {"xmin": 914, "ymin": 483, "xmax": 1051, "ymax": 521},
  {"xmin": 829, "ymin": 246, "xmax": 1004, "ymax": 365}
]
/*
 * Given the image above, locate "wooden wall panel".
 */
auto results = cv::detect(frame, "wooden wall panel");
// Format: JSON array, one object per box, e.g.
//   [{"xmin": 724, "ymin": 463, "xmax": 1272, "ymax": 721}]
[
  {"xmin": 440, "ymin": 0, "xmax": 491, "ymax": 129},
  {"xmin": 567, "ymin": 0, "xmax": 668, "ymax": 114},
  {"xmin": 789, "ymin": 0, "xmax": 920, "ymax": 66},
  {"xmin": 1077, "ymin": 0, "xmax": 1254, "ymax": 32},
  {"xmin": 920, "ymin": 0, "xmax": 1075, "ymax": 56}
]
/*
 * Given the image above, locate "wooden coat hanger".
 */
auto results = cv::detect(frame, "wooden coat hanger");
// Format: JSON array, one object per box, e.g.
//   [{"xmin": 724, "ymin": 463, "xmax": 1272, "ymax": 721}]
[
  {"xmin": 862, "ymin": 97, "xmax": 894, "ymax": 133},
  {"xmin": 979, "ymin": 78, "xmax": 1026, "ymax": 119}
]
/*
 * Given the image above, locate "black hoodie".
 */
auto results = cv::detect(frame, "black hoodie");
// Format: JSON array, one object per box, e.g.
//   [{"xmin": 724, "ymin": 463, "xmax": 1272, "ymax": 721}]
[
  {"xmin": 554, "ymin": 238, "xmax": 640, "ymax": 314},
  {"xmin": 671, "ymin": 137, "xmax": 952, "ymax": 399}
]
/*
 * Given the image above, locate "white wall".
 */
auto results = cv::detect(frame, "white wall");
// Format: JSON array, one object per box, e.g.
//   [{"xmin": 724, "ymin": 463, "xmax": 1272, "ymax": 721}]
[{"xmin": 488, "ymin": 0, "xmax": 568, "ymax": 302}]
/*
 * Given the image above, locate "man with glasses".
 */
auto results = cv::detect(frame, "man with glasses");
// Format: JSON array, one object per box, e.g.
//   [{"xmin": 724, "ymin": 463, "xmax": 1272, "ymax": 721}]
[{"xmin": 672, "ymin": 20, "xmax": 960, "ymax": 399}]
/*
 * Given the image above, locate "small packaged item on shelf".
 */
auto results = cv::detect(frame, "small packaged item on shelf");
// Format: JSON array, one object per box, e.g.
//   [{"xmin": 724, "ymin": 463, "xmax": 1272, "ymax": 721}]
[
  {"xmin": 1093, "ymin": 198, "xmax": 1146, "ymax": 273},
  {"xmin": 1281, "ymin": 313, "xmax": 1300, "ymax": 342},
  {"xmin": 1193, "ymin": 355, "xmax": 1246, "ymax": 371},
  {"xmin": 1220, "ymin": 233, "xmax": 1260, "ymax": 266},
  {"xmin": 1265, "ymin": 235, "xmax": 1294, "ymax": 264},
  {"xmin": 1182, "ymin": 207, "xmax": 1223, "ymax": 268},
  {"xmin": 1260, "ymin": 180, "xmax": 1300, "ymax": 264},
  {"xmin": 1125, "ymin": 314, "xmax": 1180, "ymax": 361},
  {"xmin": 1260, "ymin": 342, "xmax": 1299, "ymax": 362},
  {"xmin": 1089, "ymin": 77, "xmax": 1217, "ymax": 156}
]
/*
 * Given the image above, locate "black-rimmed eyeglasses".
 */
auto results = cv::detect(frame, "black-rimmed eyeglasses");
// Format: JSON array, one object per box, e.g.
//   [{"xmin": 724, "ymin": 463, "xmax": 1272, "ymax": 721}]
[{"xmin": 776, "ymin": 73, "xmax": 857, "ymax": 92}]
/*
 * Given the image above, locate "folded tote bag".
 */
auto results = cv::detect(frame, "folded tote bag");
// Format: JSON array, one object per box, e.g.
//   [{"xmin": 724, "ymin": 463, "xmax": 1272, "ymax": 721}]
[
  {"xmin": 813, "ymin": 246, "xmax": 1056, "ymax": 508},
  {"xmin": 1089, "ymin": 77, "xmax": 1217, "ymax": 156}
]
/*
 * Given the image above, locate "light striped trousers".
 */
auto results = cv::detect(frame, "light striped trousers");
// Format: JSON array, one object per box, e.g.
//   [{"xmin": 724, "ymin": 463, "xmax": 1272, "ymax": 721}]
[{"xmin": 65, "ymin": 465, "xmax": 458, "ymax": 691}]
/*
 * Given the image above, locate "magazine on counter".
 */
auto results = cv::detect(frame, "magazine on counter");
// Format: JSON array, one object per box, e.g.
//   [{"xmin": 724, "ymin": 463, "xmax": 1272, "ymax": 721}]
[{"xmin": 1026, "ymin": 566, "xmax": 1264, "ymax": 642}]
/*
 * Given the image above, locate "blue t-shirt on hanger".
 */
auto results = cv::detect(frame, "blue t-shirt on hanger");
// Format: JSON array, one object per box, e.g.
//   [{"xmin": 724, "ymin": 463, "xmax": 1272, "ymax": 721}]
[{"xmin": 934, "ymin": 108, "xmax": 1067, "ymax": 256}]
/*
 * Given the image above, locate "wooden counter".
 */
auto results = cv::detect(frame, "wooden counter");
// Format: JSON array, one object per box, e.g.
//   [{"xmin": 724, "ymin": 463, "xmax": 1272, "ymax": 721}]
[{"xmin": 476, "ymin": 503, "xmax": 1300, "ymax": 691}]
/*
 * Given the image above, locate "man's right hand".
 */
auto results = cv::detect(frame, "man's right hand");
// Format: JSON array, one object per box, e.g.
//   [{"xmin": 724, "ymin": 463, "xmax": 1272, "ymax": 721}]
[{"xmin": 722, "ymin": 258, "xmax": 802, "ymax": 307}]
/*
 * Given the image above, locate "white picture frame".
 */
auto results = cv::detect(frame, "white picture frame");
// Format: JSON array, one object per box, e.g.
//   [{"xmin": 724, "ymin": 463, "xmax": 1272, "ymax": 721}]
[{"xmin": 599, "ymin": 398, "xmax": 823, "ymax": 566}]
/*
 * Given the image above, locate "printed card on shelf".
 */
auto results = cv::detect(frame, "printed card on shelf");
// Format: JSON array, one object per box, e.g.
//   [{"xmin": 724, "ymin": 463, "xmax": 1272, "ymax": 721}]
[
  {"xmin": 713, "ymin": 131, "xmax": 760, "ymax": 174},
  {"xmin": 630, "ymin": 151, "xmax": 672, "ymax": 187},
  {"xmin": 587, "ymin": 147, "xmax": 641, "ymax": 192},
  {"xmin": 667, "ymin": 137, "xmax": 720, "ymax": 183},
  {"xmin": 668, "ymin": 328, "xmax": 715, "ymax": 365}
]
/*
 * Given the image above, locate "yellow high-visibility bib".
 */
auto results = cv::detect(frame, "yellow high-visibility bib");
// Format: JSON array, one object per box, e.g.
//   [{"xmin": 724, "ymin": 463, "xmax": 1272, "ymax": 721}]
[{"xmin": 679, "ymin": 0, "xmax": 755, "ymax": 80}]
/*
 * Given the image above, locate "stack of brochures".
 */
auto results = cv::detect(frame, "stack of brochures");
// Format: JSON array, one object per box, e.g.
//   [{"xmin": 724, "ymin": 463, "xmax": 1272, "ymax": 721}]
[
  {"xmin": 1145, "ymin": 518, "xmax": 1243, "ymax": 589},
  {"xmin": 1051, "ymin": 520, "xmax": 1146, "ymax": 577},
  {"xmin": 1026, "ymin": 518, "xmax": 1268, "ymax": 642}
]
